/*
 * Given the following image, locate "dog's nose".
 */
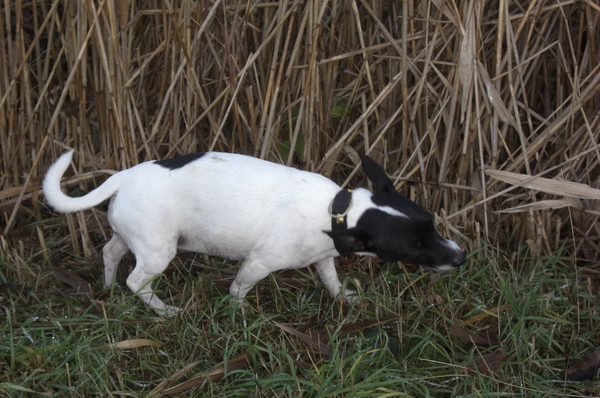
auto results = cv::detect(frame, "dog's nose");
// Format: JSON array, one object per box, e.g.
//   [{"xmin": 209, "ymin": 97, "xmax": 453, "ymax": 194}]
[{"xmin": 453, "ymin": 251, "xmax": 467, "ymax": 267}]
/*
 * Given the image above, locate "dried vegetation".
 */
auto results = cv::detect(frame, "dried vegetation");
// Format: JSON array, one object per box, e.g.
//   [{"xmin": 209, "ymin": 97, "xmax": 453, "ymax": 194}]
[
  {"xmin": 1, "ymin": 1, "xmax": 600, "ymax": 395},
  {"xmin": 1, "ymin": 0, "xmax": 599, "ymax": 264}
]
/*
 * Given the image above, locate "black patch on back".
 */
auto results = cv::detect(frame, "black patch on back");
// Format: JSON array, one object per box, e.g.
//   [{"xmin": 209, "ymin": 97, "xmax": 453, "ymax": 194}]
[{"xmin": 154, "ymin": 152, "xmax": 206, "ymax": 170}]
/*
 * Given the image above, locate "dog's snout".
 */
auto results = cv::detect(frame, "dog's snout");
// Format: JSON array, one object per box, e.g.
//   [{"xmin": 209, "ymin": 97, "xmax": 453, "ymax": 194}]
[
  {"xmin": 442, "ymin": 238, "xmax": 467, "ymax": 268},
  {"xmin": 453, "ymin": 251, "xmax": 467, "ymax": 267}
]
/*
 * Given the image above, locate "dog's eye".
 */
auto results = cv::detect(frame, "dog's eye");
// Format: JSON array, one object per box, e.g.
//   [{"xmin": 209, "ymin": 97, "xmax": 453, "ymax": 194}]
[{"xmin": 415, "ymin": 241, "xmax": 424, "ymax": 249}]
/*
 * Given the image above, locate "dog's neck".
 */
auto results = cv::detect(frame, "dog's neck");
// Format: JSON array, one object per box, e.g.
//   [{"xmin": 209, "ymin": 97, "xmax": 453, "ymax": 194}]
[
  {"xmin": 328, "ymin": 189, "xmax": 353, "ymax": 254},
  {"xmin": 342, "ymin": 188, "xmax": 375, "ymax": 227},
  {"xmin": 326, "ymin": 188, "xmax": 376, "ymax": 256}
]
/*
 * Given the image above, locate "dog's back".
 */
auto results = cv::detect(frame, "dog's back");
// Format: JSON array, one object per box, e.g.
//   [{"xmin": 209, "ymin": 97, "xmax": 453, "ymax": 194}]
[{"xmin": 107, "ymin": 152, "xmax": 341, "ymax": 261}]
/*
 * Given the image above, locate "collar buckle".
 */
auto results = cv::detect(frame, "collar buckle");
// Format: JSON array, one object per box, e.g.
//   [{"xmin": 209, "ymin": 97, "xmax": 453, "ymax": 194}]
[
  {"xmin": 329, "ymin": 189, "xmax": 353, "ymax": 226},
  {"xmin": 328, "ymin": 200, "xmax": 351, "ymax": 224}
]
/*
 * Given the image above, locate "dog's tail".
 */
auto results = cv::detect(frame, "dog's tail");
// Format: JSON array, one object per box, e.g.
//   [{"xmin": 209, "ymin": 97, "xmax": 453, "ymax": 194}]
[{"xmin": 43, "ymin": 149, "xmax": 122, "ymax": 213}]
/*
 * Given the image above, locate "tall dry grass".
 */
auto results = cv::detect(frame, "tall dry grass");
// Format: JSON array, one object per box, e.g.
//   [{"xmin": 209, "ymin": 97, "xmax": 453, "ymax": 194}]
[{"xmin": 1, "ymin": 0, "xmax": 599, "ymax": 264}]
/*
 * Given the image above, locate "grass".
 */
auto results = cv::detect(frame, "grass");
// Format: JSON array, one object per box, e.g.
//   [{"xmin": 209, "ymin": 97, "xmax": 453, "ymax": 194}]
[{"xmin": 1, "ymin": 226, "xmax": 599, "ymax": 397}]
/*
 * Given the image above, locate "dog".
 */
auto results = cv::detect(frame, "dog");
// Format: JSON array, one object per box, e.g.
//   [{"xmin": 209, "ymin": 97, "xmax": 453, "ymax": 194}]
[{"xmin": 43, "ymin": 150, "xmax": 466, "ymax": 315}]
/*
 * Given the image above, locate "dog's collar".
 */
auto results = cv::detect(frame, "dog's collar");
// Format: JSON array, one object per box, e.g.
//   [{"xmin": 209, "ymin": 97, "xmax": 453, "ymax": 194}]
[
  {"xmin": 328, "ymin": 189, "xmax": 357, "ymax": 264},
  {"xmin": 329, "ymin": 188, "xmax": 353, "ymax": 228}
]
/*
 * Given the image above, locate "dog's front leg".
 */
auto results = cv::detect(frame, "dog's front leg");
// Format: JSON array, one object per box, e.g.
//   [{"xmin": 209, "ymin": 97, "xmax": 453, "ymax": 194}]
[
  {"xmin": 314, "ymin": 258, "xmax": 359, "ymax": 304},
  {"xmin": 229, "ymin": 258, "xmax": 273, "ymax": 304}
]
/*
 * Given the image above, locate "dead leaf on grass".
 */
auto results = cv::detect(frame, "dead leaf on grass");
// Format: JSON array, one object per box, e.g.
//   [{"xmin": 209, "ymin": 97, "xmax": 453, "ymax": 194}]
[
  {"xmin": 51, "ymin": 266, "xmax": 92, "ymax": 295},
  {"xmin": 458, "ymin": 304, "xmax": 511, "ymax": 326},
  {"xmin": 100, "ymin": 338, "xmax": 162, "ymax": 350},
  {"xmin": 449, "ymin": 325, "xmax": 500, "ymax": 347},
  {"xmin": 160, "ymin": 352, "xmax": 253, "ymax": 395},
  {"xmin": 277, "ymin": 317, "xmax": 400, "ymax": 356},
  {"xmin": 465, "ymin": 348, "xmax": 505, "ymax": 375},
  {"xmin": 565, "ymin": 348, "xmax": 600, "ymax": 381},
  {"xmin": 429, "ymin": 272, "xmax": 443, "ymax": 285},
  {"xmin": 336, "ymin": 317, "xmax": 399, "ymax": 338},
  {"xmin": 147, "ymin": 360, "xmax": 202, "ymax": 397},
  {"xmin": 298, "ymin": 313, "xmax": 320, "ymax": 333},
  {"xmin": 274, "ymin": 321, "xmax": 334, "ymax": 356}
]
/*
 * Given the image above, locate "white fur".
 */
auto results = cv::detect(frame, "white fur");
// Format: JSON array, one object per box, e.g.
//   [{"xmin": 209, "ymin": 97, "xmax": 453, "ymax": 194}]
[
  {"xmin": 44, "ymin": 151, "xmax": 381, "ymax": 315},
  {"xmin": 379, "ymin": 206, "xmax": 408, "ymax": 219},
  {"xmin": 444, "ymin": 239, "xmax": 461, "ymax": 252}
]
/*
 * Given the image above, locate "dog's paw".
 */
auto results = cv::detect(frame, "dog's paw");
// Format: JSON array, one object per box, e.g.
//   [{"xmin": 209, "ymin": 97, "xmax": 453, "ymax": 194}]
[
  {"xmin": 155, "ymin": 305, "xmax": 182, "ymax": 318},
  {"xmin": 341, "ymin": 289, "xmax": 361, "ymax": 305},
  {"xmin": 230, "ymin": 295, "xmax": 249, "ymax": 309}
]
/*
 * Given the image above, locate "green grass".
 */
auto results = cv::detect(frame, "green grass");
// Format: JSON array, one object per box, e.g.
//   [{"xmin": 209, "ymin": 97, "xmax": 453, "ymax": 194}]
[{"xmin": 1, "ymin": 233, "xmax": 599, "ymax": 397}]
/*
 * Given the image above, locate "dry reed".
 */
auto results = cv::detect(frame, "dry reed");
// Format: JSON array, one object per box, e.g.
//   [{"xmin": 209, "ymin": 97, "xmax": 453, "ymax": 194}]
[{"xmin": 1, "ymin": 0, "xmax": 599, "ymax": 264}]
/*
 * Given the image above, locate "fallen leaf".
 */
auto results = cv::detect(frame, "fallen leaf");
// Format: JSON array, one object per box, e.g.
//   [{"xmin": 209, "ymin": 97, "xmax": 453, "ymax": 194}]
[
  {"xmin": 277, "ymin": 317, "xmax": 400, "ymax": 357},
  {"xmin": 565, "ymin": 348, "xmax": 600, "ymax": 381},
  {"xmin": 429, "ymin": 272, "xmax": 443, "ymax": 286},
  {"xmin": 293, "ymin": 360, "xmax": 313, "ymax": 370},
  {"xmin": 465, "ymin": 348, "xmax": 505, "ymax": 375},
  {"xmin": 101, "ymin": 339, "xmax": 162, "ymax": 350},
  {"xmin": 147, "ymin": 360, "xmax": 202, "ymax": 397},
  {"xmin": 298, "ymin": 313, "xmax": 320, "ymax": 333},
  {"xmin": 274, "ymin": 322, "xmax": 333, "ymax": 356},
  {"xmin": 161, "ymin": 353, "xmax": 253, "ymax": 395},
  {"xmin": 459, "ymin": 304, "xmax": 511, "ymax": 326},
  {"xmin": 449, "ymin": 325, "xmax": 499, "ymax": 347},
  {"xmin": 51, "ymin": 266, "xmax": 92, "ymax": 295},
  {"xmin": 337, "ymin": 317, "xmax": 399, "ymax": 338},
  {"xmin": 478, "ymin": 329, "xmax": 500, "ymax": 347}
]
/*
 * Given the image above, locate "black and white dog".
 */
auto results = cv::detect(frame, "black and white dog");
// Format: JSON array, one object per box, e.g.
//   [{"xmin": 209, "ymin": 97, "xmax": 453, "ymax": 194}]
[{"xmin": 43, "ymin": 150, "xmax": 466, "ymax": 315}]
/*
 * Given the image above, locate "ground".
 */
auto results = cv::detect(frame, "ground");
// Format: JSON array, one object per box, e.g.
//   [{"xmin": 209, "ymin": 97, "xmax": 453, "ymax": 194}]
[{"xmin": 1, "ymin": 233, "xmax": 599, "ymax": 397}]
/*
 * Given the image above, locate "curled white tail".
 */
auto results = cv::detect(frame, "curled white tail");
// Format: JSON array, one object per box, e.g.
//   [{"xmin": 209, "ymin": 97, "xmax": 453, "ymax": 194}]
[{"xmin": 42, "ymin": 150, "xmax": 122, "ymax": 213}]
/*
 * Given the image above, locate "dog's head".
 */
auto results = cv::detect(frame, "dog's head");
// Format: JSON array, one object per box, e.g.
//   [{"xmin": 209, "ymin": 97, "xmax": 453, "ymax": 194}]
[{"xmin": 325, "ymin": 156, "xmax": 466, "ymax": 271}]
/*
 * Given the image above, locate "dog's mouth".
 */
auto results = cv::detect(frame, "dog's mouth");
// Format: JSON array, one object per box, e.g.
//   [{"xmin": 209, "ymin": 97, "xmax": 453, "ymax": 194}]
[
  {"xmin": 426, "ymin": 263, "xmax": 461, "ymax": 272},
  {"xmin": 358, "ymin": 251, "xmax": 466, "ymax": 271},
  {"xmin": 420, "ymin": 253, "xmax": 467, "ymax": 271},
  {"xmin": 354, "ymin": 251, "xmax": 377, "ymax": 258},
  {"xmin": 353, "ymin": 242, "xmax": 467, "ymax": 270}
]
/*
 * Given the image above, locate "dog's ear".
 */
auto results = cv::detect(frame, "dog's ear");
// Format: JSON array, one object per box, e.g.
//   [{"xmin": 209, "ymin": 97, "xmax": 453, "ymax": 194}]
[
  {"xmin": 324, "ymin": 228, "xmax": 371, "ymax": 256},
  {"xmin": 361, "ymin": 155, "xmax": 396, "ymax": 194}
]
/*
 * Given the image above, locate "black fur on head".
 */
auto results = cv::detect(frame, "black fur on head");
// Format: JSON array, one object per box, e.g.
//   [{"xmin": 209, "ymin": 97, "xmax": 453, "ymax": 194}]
[{"xmin": 325, "ymin": 156, "xmax": 466, "ymax": 270}]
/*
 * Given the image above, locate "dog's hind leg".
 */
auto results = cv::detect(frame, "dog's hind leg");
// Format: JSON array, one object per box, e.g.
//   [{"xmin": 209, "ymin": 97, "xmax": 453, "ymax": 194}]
[
  {"xmin": 126, "ymin": 245, "xmax": 181, "ymax": 316},
  {"xmin": 229, "ymin": 258, "xmax": 273, "ymax": 304},
  {"xmin": 314, "ymin": 258, "xmax": 359, "ymax": 304},
  {"xmin": 103, "ymin": 234, "xmax": 129, "ymax": 288}
]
